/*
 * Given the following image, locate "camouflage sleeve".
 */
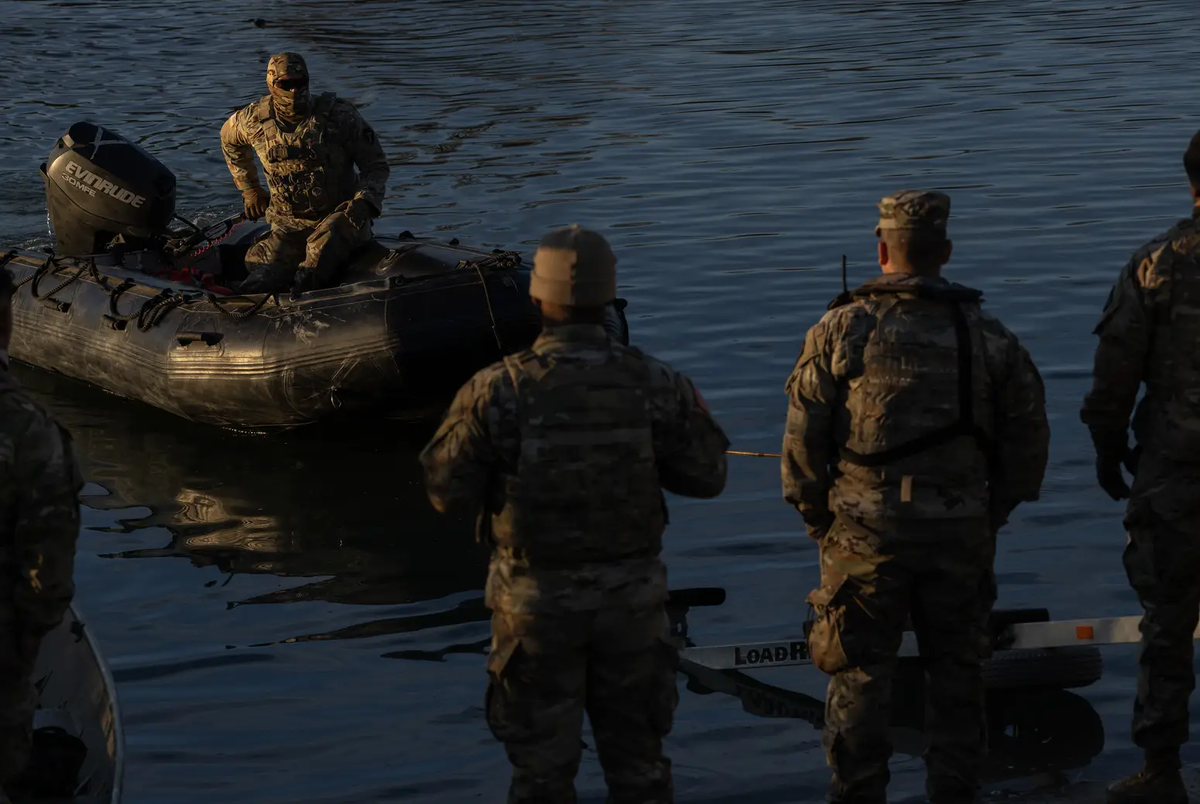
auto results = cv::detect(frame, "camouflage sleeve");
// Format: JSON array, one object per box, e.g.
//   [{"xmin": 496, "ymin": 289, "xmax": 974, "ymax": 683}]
[
  {"xmin": 337, "ymin": 102, "xmax": 389, "ymax": 216},
  {"xmin": 12, "ymin": 413, "xmax": 83, "ymax": 637},
  {"xmin": 782, "ymin": 319, "xmax": 837, "ymax": 538},
  {"xmin": 1079, "ymin": 246, "xmax": 1161, "ymax": 458},
  {"xmin": 219, "ymin": 105, "xmax": 262, "ymax": 192},
  {"xmin": 418, "ymin": 365, "xmax": 510, "ymax": 514},
  {"xmin": 650, "ymin": 364, "xmax": 730, "ymax": 499},
  {"xmin": 990, "ymin": 329, "xmax": 1050, "ymax": 515}
]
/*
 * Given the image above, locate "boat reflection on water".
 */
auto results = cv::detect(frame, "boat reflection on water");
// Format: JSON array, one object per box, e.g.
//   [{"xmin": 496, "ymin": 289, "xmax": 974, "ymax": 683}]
[
  {"xmin": 680, "ymin": 657, "xmax": 1105, "ymax": 786},
  {"xmin": 14, "ymin": 361, "xmax": 491, "ymax": 630}
]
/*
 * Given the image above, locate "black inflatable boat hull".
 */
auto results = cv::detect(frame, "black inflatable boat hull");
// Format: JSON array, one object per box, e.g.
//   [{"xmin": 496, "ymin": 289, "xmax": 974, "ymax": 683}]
[{"xmin": 4, "ymin": 227, "xmax": 545, "ymax": 429}]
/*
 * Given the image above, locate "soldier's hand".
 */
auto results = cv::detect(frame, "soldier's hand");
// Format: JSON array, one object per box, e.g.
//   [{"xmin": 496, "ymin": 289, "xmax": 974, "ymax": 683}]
[
  {"xmin": 1096, "ymin": 455, "xmax": 1132, "ymax": 501},
  {"xmin": 342, "ymin": 197, "xmax": 376, "ymax": 229},
  {"xmin": 242, "ymin": 187, "xmax": 270, "ymax": 220}
]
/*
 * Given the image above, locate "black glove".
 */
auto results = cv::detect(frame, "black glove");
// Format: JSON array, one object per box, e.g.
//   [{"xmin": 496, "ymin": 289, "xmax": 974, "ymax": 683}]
[
  {"xmin": 1096, "ymin": 454, "xmax": 1132, "ymax": 501},
  {"xmin": 340, "ymin": 196, "xmax": 376, "ymax": 229},
  {"xmin": 803, "ymin": 510, "xmax": 835, "ymax": 541}
]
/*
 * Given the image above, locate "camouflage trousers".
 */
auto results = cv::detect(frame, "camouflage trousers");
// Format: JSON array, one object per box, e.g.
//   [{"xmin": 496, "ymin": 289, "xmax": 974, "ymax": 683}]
[
  {"xmin": 1123, "ymin": 454, "xmax": 1200, "ymax": 754},
  {"xmin": 486, "ymin": 606, "xmax": 679, "ymax": 804},
  {"xmin": 0, "ymin": 631, "xmax": 39, "ymax": 786},
  {"xmin": 240, "ymin": 204, "xmax": 372, "ymax": 294},
  {"xmin": 806, "ymin": 516, "xmax": 996, "ymax": 804}
]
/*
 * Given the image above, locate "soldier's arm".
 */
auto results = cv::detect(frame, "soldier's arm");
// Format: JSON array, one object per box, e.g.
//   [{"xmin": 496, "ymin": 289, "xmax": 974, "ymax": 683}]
[
  {"xmin": 990, "ymin": 331, "xmax": 1050, "ymax": 524},
  {"xmin": 1079, "ymin": 252, "xmax": 1157, "ymax": 458},
  {"xmin": 12, "ymin": 415, "xmax": 82, "ymax": 637},
  {"xmin": 219, "ymin": 107, "xmax": 263, "ymax": 192},
  {"xmin": 419, "ymin": 367, "xmax": 507, "ymax": 513},
  {"xmin": 340, "ymin": 103, "xmax": 389, "ymax": 216},
  {"xmin": 782, "ymin": 321, "xmax": 838, "ymax": 539},
  {"xmin": 652, "ymin": 368, "xmax": 730, "ymax": 499}
]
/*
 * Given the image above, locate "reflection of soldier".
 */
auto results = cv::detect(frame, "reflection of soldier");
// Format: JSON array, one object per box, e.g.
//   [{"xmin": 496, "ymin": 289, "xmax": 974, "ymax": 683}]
[
  {"xmin": 420, "ymin": 225, "xmax": 730, "ymax": 803},
  {"xmin": 782, "ymin": 191, "xmax": 1049, "ymax": 804},
  {"xmin": 220, "ymin": 52, "xmax": 390, "ymax": 294},
  {"xmin": 0, "ymin": 267, "xmax": 84, "ymax": 796},
  {"xmin": 1080, "ymin": 132, "xmax": 1200, "ymax": 804}
]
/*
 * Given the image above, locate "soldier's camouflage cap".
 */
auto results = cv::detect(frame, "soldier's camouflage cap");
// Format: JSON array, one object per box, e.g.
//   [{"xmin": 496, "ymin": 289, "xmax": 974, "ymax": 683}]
[
  {"xmin": 875, "ymin": 190, "xmax": 951, "ymax": 237},
  {"xmin": 267, "ymin": 52, "xmax": 308, "ymax": 86},
  {"xmin": 530, "ymin": 225, "xmax": 617, "ymax": 307}
]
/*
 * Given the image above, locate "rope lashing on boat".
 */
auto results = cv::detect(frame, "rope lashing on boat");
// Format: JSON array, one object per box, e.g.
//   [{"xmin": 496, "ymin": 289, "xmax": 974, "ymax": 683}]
[
  {"xmin": 7, "ymin": 246, "xmax": 273, "ymax": 331},
  {"xmin": 473, "ymin": 262, "xmax": 504, "ymax": 354},
  {"xmin": 205, "ymin": 291, "xmax": 274, "ymax": 320},
  {"xmin": 459, "ymin": 250, "xmax": 522, "ymax": 356},
  {"xmin": 29, "ymin": 253, "xmax": 89, "ymax": 312}
]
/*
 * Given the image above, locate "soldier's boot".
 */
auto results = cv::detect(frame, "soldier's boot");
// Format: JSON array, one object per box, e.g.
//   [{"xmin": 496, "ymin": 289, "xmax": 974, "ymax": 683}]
[{"xmin": 1106, "ymin": 750, "xmax": 1187, "ymax": 804}]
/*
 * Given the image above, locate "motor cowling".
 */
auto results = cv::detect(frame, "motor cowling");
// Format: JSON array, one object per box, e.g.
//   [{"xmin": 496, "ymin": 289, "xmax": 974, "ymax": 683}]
[{"xmin": 42, "ymin": 122, "xmax": 176, "ymax": 256}]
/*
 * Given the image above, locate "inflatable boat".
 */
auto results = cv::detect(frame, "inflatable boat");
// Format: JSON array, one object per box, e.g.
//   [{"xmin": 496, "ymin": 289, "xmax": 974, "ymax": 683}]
[{"xmin": 6, "ymin": 122, "xmax": 628, "ymax": 430}]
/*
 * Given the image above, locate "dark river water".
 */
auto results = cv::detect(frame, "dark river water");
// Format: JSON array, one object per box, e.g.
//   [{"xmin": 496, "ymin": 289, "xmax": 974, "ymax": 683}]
[{"xmin": 3, "ymin": 0, "xmax": 1199, "ymax": 801}]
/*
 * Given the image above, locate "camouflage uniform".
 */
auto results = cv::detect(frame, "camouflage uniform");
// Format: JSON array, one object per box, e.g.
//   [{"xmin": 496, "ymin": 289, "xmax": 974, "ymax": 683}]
[
  {"xmin": 1080, "ymin": 203, "xmax": 1200, "ymax": 785},
  {"xmin": 220, "ymin": 52, "xmax": 390, "ymax": 294},
  {"xmin": 420, "ymin": 226, "xmax": 729, "ymax": 804},
  {"xmin": 783, "ymin": 191, "xmax": 1049, "ymax": 804},
  {"xmin": 0, "ymin": 274, "xmax": 84, "ymax": 788}
]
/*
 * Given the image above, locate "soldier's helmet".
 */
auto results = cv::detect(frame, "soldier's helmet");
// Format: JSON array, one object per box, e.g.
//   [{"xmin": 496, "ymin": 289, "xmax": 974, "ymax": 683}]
[
  {"xmin": 875, "ymin": 190, "xmax": 951, "ymax": 237},
  {"xmin": 266, "ymin": 52, "xmax": 309, "ymax": 90},
  {"xmin": 530, "ymin": 225, "xmax": 618, "ymax": 307}
]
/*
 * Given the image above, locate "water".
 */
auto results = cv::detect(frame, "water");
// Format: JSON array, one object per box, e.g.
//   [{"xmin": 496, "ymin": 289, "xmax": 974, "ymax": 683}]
[{"xmin": 2, "ymin": 0, "xmax": 1198, "ymax": 800}]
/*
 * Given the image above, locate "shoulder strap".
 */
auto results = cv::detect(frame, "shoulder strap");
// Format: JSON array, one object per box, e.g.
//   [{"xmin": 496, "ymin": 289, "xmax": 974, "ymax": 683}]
[{"xmin": 256, "ymin": 97, "xmax": 279, "ymax": 142}]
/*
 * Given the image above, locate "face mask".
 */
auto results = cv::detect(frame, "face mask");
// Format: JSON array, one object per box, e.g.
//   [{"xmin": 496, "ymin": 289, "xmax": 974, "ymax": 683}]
[{"xmin": 271, "ymin": 77, "xmax": 311, "ymax": 120}]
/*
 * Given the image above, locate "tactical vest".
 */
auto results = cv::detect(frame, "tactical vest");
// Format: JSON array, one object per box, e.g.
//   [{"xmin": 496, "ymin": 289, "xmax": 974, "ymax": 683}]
[
  {"xmin": 828, "ymin": 281, "xmax": 995, "ymax": 509},
  {"xmin": 255, "ymin": 93, "xmax": 352, "ymax": 221},
  {"xmin": 1136, "ymin": 217, "xmax": 1200, "ymax": 458},
  {"xmin": 489, "ymin": 341, "xmax": 666, "ymax": 567}
]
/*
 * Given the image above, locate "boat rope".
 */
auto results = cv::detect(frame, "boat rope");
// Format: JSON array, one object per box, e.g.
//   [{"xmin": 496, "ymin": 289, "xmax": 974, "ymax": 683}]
[
  {"xmin": 473, "ymin": 262, "xmax": 504, "ymax": 355},
  {"xmin": 8, "ymin": 245, "xmax": 275, "ymax": 331},
  {"xmin": 205, "ymin": 291, "xmax": 274, "ymax": 320},
  {"xmin": 458, "ymin": 250, "xmax": 521, "ymax": 356},
  {"xmin": 727, "ymin": 450, "xmax": 782, "ymax": 458}
]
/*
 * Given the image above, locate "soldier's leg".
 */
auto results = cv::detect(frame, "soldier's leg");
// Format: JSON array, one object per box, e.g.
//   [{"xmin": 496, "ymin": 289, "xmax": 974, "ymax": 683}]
[
  {"xmin": 808, "ymin": 517, "xmax": 911, "ymax": 804},
  {"xmin": 586, "ymin": 605, "xmax": 677, "ymax": 804},
  {"xmin": 908, "ymin": 520, "xmax": 994, "ymax": 804},
  {"xmin": 295, "ymin": 205, "xmax": 372, "ymax": 292},
  {"xmin": 487, "ymin": 610, "xmax": 589, "ymax": 804},
  {"xmin": 0, "ymin": 633, "xmax": 38, "ymax": 789},
  {"xmin": 240, "ymin": 227, "xmax": 308, "ymax": 294},
  {"xmin": 1124, "ymin": 509, "xmax": 1200, "ymax": 756}
]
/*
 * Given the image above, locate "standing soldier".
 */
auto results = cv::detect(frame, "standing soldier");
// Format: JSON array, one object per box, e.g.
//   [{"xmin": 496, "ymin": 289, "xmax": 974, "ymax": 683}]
[
  {"xmin": 220, "ymin": 52, "xmax": 390, "ymax": 294},
  {"xmin": 420, "ymin": 225, "xmax": 729, "ymax": 804},
  {"xmin": 0, "ymin": 266, "xmax": 84, "ymax": 802},
  {"xmin": 1081, "ymin": 132, "xmax": 1200, "ymax": 804},
  {"xmin": 783, "ymin": 191, "xmax": 1049, "ymax": 804}
]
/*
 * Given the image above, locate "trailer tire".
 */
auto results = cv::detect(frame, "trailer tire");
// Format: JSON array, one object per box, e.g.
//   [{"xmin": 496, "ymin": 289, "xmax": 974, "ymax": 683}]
[{"xmin": 982, "ymin": 646, "xmax": 1103, "ymax": 690}]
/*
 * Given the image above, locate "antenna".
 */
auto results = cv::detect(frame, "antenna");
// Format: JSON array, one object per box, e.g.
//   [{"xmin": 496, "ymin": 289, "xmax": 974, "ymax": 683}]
[{"xmin": 841, "ymin": 254, "xmax": 848, "ymax": 294}]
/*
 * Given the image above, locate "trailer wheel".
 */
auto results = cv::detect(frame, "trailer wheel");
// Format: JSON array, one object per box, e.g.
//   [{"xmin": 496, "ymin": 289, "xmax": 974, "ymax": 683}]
[{"xmin": 982, "ymin": 646, "xmax": 1103, "ymax": 690}]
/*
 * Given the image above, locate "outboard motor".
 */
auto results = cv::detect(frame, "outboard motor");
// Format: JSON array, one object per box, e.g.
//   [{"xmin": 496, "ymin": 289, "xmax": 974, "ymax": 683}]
[{"xmin": 42, "ymin": 122, "xmax": 176, "ymax": 256}]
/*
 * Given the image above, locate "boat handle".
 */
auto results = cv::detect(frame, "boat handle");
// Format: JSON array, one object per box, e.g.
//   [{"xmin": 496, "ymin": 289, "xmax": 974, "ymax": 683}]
[
  {"xmin": 176, "ymin": 331, "xmax": 224, "ymax": 347},
  {"xmin": 41, "ymin": 298, "xmax": 71, "ymax": 313}
]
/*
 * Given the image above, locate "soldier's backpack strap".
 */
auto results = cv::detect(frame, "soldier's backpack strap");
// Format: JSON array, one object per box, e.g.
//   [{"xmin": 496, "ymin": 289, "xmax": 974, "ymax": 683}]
[{"xmin": 837, "ymin": 283, "xmax": 995, "ymax": 468}]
